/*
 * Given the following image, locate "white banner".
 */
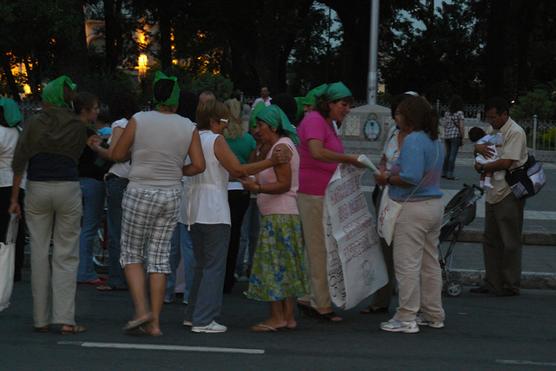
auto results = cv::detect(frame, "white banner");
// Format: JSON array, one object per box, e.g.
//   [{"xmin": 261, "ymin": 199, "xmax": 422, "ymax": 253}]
[{"xmin": 324, "ymin": 162, "xmax": 387, "ymax": 310}]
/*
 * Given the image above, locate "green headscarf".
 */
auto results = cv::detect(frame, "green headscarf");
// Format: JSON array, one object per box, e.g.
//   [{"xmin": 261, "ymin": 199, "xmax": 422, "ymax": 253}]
[
  {"xmin": 249, "ymin": 102, "xmax": 266, "ymax": 129},
  {"xmin": 153, "ymin": 71, "xmax": 180, "ymax": 108},
  {"xmin": 301, "ymin": 83, "xmax": 328, "ymax": 107},
  {"xmin": 0, "ymin": 97, "xmax": 23, "ymax": 127},
  {"xmin": 42, "ymin": 75, "xmax": 77, "ymax": 108},
  {"xmin": 256, "ymin": 104, "xmax": 299, "ymax": 145},
  {"xmin": 319, "ymin": 81, "xmax": 352, "ymax": 102}
]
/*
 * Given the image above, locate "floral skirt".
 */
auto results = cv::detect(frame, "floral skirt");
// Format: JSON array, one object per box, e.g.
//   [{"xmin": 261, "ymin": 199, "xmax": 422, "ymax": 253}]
[{"xmin": 245, "ymin": 214, "xmax": 309, "ymax": 302}]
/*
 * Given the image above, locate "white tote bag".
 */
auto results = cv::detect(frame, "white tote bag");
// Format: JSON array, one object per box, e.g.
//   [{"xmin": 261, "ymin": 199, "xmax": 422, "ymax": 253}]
[
  {"xmin": 0, "ymin": 214, "xmax": 18, "ymax": 312},
  {"xmin": 376, "ymin": 186, "xmax": 402, "ymax": 246},
  {"xmin": 377, "ymin": 144, "xmax": 440, "ymax": 246}
]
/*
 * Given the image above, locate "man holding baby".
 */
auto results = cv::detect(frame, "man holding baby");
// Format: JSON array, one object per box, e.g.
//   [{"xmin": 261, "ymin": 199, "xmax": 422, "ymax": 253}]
[{"xmin": 471, "ymin": 97, "xmax": 527, "ymax": 297}]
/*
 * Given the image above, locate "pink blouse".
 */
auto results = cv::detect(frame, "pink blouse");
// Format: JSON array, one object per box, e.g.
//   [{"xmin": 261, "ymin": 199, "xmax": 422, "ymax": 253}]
[{"xmin": 256, "ymin": 137, "xmax": 299, "ymax": 216}]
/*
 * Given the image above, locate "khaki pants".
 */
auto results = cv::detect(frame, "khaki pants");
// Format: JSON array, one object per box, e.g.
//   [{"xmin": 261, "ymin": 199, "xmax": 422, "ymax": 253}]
[
  {"xmin": 297, "ymin": 193, "xmax": 330, "ymax": 310},
  {"xmin": 393, "ymin": 198, "xmax": 444, "ymax": 323},
  {"xmin": 25, "ymin": 181, "xmax": 82, "ymax": 327},
  {"xmin": 483, "ymin": 193, "xmax": 525, "ymax": 294}
]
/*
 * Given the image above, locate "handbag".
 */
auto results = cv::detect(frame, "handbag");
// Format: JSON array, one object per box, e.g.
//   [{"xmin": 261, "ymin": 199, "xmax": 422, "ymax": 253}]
[
  {"xmin": 376, "ymin": 186, "xmax": 402, "ymax": 246},
  {"xmin": 505, "ymin": 154, "xmax": 546, "ymax": 199},
  {"xmin": 0, "ymin": 214, "xmax": 18, "ymax": 312}
]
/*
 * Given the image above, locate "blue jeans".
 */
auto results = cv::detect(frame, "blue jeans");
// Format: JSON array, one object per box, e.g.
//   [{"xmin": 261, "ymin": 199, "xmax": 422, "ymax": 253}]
[
  {"xmin": 236, "ymin": 198, "xmax": 260, "ymax": 276},
  {"xmin": 105, "ymin": 174, "xmax": 128, "ymax": 288},
  {"xmin": 77, "ymin": 177, "xmax": 106, "ymax": 282},
  {"xmin": 442, "ymin": 138, "xmax": 461, "ymax": 178},
  {"xmin": 165, "ymin": 223, "xmax": 195, "ymax": 303}
]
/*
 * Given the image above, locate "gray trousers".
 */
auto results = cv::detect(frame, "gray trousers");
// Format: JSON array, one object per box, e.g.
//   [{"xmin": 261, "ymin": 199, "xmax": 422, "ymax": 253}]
[
  {"xmin": 185, "ymin": 223, "xmax": 231, "ymax": 327},
  {"xmin": 25, "ymin": 181, "xmax": 82, "ymax": 327},
  {"xmin": 483, "ymin": 193, "xmax": 525, "ymax": 294}
]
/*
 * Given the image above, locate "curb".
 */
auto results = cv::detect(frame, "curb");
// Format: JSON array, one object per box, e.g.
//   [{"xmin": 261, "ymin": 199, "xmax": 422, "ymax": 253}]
[
  {"xmin": 456, "ymin": 228, "xmax": 556, "ymax": 246},
  {"xmin": 448, "ymin": 270, "xmax": 556, "ymax": 290}
]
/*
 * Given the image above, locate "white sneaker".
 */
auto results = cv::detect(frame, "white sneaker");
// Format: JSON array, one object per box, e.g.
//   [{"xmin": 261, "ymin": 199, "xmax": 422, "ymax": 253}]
[
  {"xmin": 380, "ymin": 318, "xmax": 419, "ymax": 333},
  {"xmin": 191, "ymin": 321, "xmax": 227, "ymax": 333},
  {"xmin": 182, "ymin": 320, "xmax": 192, "ymax": 327},
  {"xmin": 416, "ymin": 315, "xmax": 444, "ymax": 329}
]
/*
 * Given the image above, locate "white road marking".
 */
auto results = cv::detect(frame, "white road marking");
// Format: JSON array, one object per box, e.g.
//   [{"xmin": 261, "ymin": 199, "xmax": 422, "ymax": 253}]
[
  {"xmin": 58, "ymin": 341, "xmax": 265, "ymax": 355},
  {"xmin": 496, "ymin": 359, "xmax": 556, "ymax": 367}
]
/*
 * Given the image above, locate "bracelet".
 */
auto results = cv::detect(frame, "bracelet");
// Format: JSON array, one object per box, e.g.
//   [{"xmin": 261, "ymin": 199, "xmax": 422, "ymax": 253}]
[{"xmin": 386, "ymin": 176, "xmax": 391, "ymax": 185}]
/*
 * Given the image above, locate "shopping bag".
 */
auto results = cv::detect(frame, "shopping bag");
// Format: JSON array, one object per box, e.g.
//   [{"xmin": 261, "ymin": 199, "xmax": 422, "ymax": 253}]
[
  {"xmin": 376, "ymin": 186, "xmax": 402, "ymax": 246},
  {"xmin": 0, "ymin": 214, "xmax": 18, "ymax": 312}
]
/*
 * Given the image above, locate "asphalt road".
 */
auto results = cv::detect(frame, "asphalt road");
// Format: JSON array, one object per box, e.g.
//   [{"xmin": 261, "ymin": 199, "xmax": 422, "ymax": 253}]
[{"xmin": 2, "ymin": 280, "xmax": 556, "ymax": 371}]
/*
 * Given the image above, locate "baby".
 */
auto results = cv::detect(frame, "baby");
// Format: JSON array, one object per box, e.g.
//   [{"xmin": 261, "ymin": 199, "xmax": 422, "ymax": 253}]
[{"xmin": 468, "ymin": 127, "xmax": 503, "ymax": 189}]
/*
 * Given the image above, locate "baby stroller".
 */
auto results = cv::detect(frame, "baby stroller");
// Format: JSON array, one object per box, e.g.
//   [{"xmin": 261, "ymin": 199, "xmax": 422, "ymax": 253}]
[{"xmin": 439, "ymin": 184, "xmax": 484, "ymax": 297}]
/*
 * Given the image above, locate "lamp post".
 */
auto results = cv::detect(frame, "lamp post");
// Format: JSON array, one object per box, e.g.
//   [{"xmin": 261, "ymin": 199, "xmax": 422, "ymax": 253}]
[{"xmin": 367, "ymin": 0, "xmax": 379, "ymax": 105}]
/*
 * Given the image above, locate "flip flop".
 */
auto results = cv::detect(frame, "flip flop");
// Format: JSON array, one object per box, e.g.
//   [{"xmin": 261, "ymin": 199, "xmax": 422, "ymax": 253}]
[
  {"xmin": 60, "ymin": 324, "xmax": 87, "ymax": 335},
  {"xmin": 126, "ymin": 325, "xmax": 163, "ymax": 337},
  {"xmin": 78, "ymin": 278, "xmax": 106, "ymax": 286},
  {"xmin": 296, "ymin": 302, "xmax": 319, "ymax": 318},
  {"xmin": 316, "ymin": 311, "xmax": 343, "ymax": 322},
  {"xmin": 360, "ymin": 306, "xmax": 389, "ymax": 315},
  {"xmin": 250, "ymin": 323, "xmax": 279, "ymax": 332},
  {"xmin": 96, "ymin": 284, "xmax": 127, "ymax": 292},
  {"xmin": 34, "ymin": 325, "xmax": 49, "ymax": 333},
  {"xmin": 123, "ymin": 314, "xmax": 152, "ymax": 332}
]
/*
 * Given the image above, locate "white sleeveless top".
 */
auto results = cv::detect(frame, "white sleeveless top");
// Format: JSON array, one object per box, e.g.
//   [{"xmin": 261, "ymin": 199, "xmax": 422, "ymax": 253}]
[
  {"xmin": 128, "ymin": 111, "xmax": 195, "ymax": 189},
  {"xmin": 184, "ymin": 130, "xmax": 230, "ymax": 225}
]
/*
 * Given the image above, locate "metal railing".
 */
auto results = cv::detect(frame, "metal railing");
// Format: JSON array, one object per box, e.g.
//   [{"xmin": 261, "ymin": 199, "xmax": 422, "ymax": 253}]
[{"xmin": 520, "ymin": 116, "xmax": 556, "ymax": 152}]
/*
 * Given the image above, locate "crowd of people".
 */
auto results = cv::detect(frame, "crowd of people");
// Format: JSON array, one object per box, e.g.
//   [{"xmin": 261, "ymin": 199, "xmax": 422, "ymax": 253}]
[{"xmin": 0, "ymin": 72, "xmax": 527, "ymax": 336}]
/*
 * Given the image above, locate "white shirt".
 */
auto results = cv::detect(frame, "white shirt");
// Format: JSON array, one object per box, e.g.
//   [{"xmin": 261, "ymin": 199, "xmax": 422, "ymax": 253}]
[
  {"xmin": 252, "ymin": 97, "xmax": 272, "ymax": 108},
  {"xmin": 0, "ymin": 126, "xmax": 25, "ymax": 189},
  {"xmin": 183, "ymin": 130, "xmax": 230, "ymax": 225},
  {"xmin": 107, "ymin": 118, "xmax": 131, "ymax": 178}
]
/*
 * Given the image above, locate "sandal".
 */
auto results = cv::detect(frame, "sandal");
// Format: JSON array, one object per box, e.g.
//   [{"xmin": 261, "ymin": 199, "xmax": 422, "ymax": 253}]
[
  {"xmin": 296, "ymin": 302, "xmax": 319, "ymax": 318},
  {"xmin": 96, "ymin": 284, "xmax": 127, "ymax": 292},
  {"xmin": 126, "ymin": 325, "xmax": 163, "ymax": 337},
  {"xmin": 60, "ymin": 324, "xmax": 87, "ymax": 335},
  {"xmin": 250, "ymin": 323, "xmax": 279, "ymax": 332},
  {"xmin": 360, "ymin": 306, "xmax": 389, "ymax": 315},
  {"xmin": 123, "ymin": 314, "xmax": 152, "ymax": 332},
  {"xmin": 315, "ymin": 311, "xmax": 343, "ymax": 322},
  {"xmin": 34, "ymin": 325, "xmax": 49, "ymax": 333},
  {"xmin": 78, "ymin": 278, "xmax": 106, "ymax": 286}
]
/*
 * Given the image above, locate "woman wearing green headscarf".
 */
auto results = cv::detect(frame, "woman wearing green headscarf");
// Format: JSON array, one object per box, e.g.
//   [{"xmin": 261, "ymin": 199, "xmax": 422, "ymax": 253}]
[
  {"xmin": 296, "ymin": 82, "xmax": 364, "ymax": 322},
  {"xmin": 10, "ymin": 75, "xmax": 89, "ymax": 334},
  {"xmin": 111, "ymin": 71, "xmax": 206, "ymax": 337},
  {"xmin": 0, "ymin": 97, "xmax": 26, "ymax": 283},
  {"xmin": 240, "ymin": 105, "xmax": 308, "ymax": 332}
]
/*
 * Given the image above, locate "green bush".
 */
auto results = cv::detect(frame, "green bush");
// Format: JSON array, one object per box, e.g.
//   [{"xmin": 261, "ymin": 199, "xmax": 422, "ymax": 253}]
[
  {"xmin": 78, "ymin": 71, "xmax": 140, "ymax": 110},
  {"xmin": 190, "ymin": 73, "xmax": 233, "ymax": 101},
  {"xmin": 541, "ymin": 127, "xmax": 556, "ymax": 146},
  {"xmin": 511, "ymin": 86, "xmax": 556, "ymax": 120}
]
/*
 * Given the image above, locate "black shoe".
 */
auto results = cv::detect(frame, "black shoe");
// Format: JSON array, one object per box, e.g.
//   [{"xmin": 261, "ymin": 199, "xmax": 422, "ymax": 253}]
[
  {"xmin": 469, "ymin": 286, "xmax": 490, "ymax": 294},
  {"xmin": 445, "ymin": 176, "xmax": 458, "ymax": 180},
  {"xmin": 496, "ymin": 289, "xmax": 520, "ymax": 297}
]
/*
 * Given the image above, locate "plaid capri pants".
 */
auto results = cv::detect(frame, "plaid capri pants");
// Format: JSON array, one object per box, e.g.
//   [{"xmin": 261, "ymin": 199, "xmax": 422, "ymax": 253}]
[{"xmin": 120, "ymin": 186, "xmax": 181, "ymax": 274}]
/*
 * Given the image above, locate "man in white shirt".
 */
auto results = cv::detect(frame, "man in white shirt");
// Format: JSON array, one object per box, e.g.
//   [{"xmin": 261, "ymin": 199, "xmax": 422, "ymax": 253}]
[{"xmin": 252, "ymin": 86, "xmax": 272, "ymax": 108}]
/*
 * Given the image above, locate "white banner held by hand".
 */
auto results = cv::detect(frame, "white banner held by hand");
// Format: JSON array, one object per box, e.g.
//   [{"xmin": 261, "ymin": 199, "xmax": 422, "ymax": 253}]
[{"xmin": 357, "ymin": 154, "xmax": 380, "ymax": 174}]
